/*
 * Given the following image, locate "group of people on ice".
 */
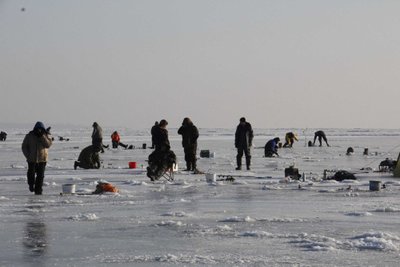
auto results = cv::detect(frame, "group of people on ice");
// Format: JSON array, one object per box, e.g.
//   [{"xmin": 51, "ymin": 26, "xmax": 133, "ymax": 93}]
[
  {"xmin": 264, "ymin": 130, "xmax": 330, "ymax": 158},
  {"xmin": 20, "ymin": 118, "xmax": 331, "ymax": 194}
]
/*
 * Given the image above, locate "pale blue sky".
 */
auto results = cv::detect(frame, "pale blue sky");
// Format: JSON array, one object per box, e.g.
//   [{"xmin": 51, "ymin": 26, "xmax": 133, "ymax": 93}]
[{"xmin": 1, "ymin": 0, "xmax": 399, "ymax": 129}]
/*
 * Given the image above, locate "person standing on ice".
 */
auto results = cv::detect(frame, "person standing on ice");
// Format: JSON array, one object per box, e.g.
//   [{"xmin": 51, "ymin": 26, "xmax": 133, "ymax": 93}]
[
  {"xmin": 150, "ymin": 121, "xmax": 159, "ymax": 149},
  {"xmin": 313, "ymin": 130, "xmax": 330, "ymax": 147},
  {"xmin": 21, "ymin": 121, "xmax": 53, "ymax": 195},
  {"xmin": 92, "ymin": 122, "xmax": 108, "ymax": 152},
  {"xmin": 178, "ymin": 117, "xmax": 199, "ymax": 172},
  {"xmin": 235, "ymin": 117, "xmax": 254, "ymax": 170}
]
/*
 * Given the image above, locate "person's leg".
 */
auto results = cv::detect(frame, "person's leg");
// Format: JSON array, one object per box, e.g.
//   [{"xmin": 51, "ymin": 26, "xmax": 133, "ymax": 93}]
[
  {"xmin": 112, "ymin": 141, "xmax": 118, "ymax": 148},
  {"xmin": 188, "ymin": 146, "xmax": 197, "ymax": 171},
  {"xmin": 313, "ymin": 135, "xmax": 317, "ymax": 145},
  {"xmin": 244, "ymin": 148, "xmax": 251, "ymax": 170},
  {"xmin": 318, "ymin": 136, "xmax": 322, "ymax": 146},
  {"xmin": 191, "ymin": 145, "xmax": 197, "ymax": 171},
  {"xmin": 27, "ymin": 162, "xmax": 36, "ymax": 192},
  {"xmin": 236, "ymin": 148, "xmax": 244, "ymax": 170},
  {"xmin": 34, "ymin": 162, "xmax": 46, "ymax": 195},
  {"xmin": 183, "ymin": 147, "xmax": 191, "ymax": 170},
  {"xmin": 323, "ymin": 136, "xmax": 329, "ymax": 146},
  {"xmin": 119, "ymin": 142, "xmax": 128, "ymax": 149}
]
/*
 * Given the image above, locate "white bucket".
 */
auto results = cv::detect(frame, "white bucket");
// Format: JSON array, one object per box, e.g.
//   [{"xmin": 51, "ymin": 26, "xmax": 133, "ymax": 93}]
[
  {"xmin": 62, "ymin": 184, "xmax": 76, "ymax": 194},
  {"xmin": 205, "ymin": 173, "xmax": 217, "ymax": 183}
]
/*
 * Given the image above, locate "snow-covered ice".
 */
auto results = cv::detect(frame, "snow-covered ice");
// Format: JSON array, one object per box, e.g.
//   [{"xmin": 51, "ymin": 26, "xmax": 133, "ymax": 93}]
[{"xmin": 1, "ymin": 125, "xmax": 400, "ymax": 266}]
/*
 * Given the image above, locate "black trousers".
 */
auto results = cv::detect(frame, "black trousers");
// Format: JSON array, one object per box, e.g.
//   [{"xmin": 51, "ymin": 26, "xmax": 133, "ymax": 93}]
[
  {"xmin": 184, "ymin": 145, "xmax": 197, "ymax": 170},
  {"xmin": 27, "ymin": 162, "xmax": 46, "ymax": 194},
  {"xmin": 237, "ymin": 147, "xmax": 251, "ymax": 167}
]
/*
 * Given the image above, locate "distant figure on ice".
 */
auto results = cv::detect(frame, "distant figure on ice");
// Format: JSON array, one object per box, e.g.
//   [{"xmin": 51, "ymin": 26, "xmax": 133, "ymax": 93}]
[
  {"xmin": 283, "ymin": 132, "xmax": 298, "ymax": 148},
  {"xmin": 0, "ymin": 131, "xmax": 7, "ymax": 141},
  {"xmin": 147, "ymin": 119, "xmax": 176, "ymax": 181},
  {"xmin": 235, "ymin": 117, "xmax": 254, "ymax": 170},
  {"xmin": 346, "ymin": 147, "xmax": 354, "ymax": 155},
  {"xmin": 74, "ymin": 145, "xmax": 101, "ymax": 169},
  {"xmin": 111, "ymin": 131, "xmax": 128, "ymax": 149},
  {"xmin": 92, "ymin": 122, "xmax": 108, "ymax": 153},
  {"xmin": 178, "ymin": 117, "xmax": 199, "ymax": 172},
  {"xmin": 265, "ymin": 137, "xmax": 280, "ymax": 157},
  {"xmin": 21, "ymin": 121, "xmax": 53, "ymax": 195},
  {"xmin": 150, "ymin": 121, "xmax": 159, "ymax": 149},
  {"xmin": 313, "ymin": 130, "xmax": 330, "ymax": 147}
]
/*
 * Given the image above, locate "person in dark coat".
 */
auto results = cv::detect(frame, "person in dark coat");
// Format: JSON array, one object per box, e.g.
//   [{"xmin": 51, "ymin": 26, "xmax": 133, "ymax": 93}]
[
  {"xmin": 21, "ymin": 121, "xmax": 53, "ymax": 195},
  {"xmin": 178, "ymin": 117, "xmax": 199, "ymax": 172},
  {"xmin": 91, "ymin": 122, "xmax": 108, "ymax": 152},
  {"xmin": 150, "ymin": 121, "xmax": 159, "ymax": 149},
  {"xmin": 153, "ymin": 119, "xmax": 170, "ymax": 152},
  {"xmin": 265, "ymin": 137, "xmax": 280, "ymax": 157},
  {"xmin": 313, "ymin": 130, "xmax": 330, "ymax": 147},
  {"xmin": 0, "ymin": 131, "xmax": 7, "ymax": 141},
  {"xmin": 147, "ymin": 119, "xmax": 176, "ymax": 181},
  {"xmin": 235, "ymin": 117, "xmax": 254, "ymax": 170},
  {"xmin": 74, "ymin": 145, "xmax": 101, "ymax": 169}
]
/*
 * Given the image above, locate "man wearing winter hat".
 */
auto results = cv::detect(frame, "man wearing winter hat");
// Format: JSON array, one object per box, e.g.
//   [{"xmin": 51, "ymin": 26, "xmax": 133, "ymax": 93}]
[
  {"xmin": 234, "ymin": 117, "xmax": 254, "ymax": 170},
  {"xmin": 22, "ymin": 121, "xmax": 53, "ymax": 195}
]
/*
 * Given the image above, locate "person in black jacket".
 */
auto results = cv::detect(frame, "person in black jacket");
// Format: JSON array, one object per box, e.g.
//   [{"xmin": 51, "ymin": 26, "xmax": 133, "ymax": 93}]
[
  {"xmin": 153, "ymin": 119, "xmax": 170, "ymax": 152},
  {"xmin": 313, "ymin": 130, "xmax": 330, "ymax": 147},
  {"xmin": 178, "ymin": 117, "xmax": 199, "ymax": 172},
  {"xmin": 150, "ymin": 121, "xmax": 159, "ymax": 149},
  {"xmin": 235, "ymin": 117, "xmax": 254, "ymax": 170},
  {"xmin": 147, "ymin": 119, "xmax": 176, "ymax": 181}
]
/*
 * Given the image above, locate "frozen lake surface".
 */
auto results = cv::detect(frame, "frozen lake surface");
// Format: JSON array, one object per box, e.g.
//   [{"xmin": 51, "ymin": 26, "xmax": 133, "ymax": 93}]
[{"xmin": 1, "ymin": 125, "xmax": 400, "ymax": 266}]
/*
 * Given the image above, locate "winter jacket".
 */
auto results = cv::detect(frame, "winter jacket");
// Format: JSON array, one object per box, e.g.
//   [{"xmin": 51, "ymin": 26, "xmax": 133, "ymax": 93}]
[
  {"xmin": 92, "ymin": 124, "xmax": 103, "ymax": 140},
  {"xmin": 77, "ymin": 145, "xmax": 100, "ymax": 169},
  {"xmin": 178, "ymin": 123, "xmax": 199, "ymax": 148},
  {"xmin": 92, "ymin": 124, "xmax": 104, "ymax": 149},
  {"xmin": 111, "ymin": 132, "xmax": 120, "ymax": 143},
  {"xmin": 265, "ymin": 139, "xmax": 279, "ymax": 157},
  {"xmin": 22, "ymin": 131, "xmax": 52, "ymax": 163},
  {"xmin": 153, "ymin": 126, "xmax": 170, "ymax": 151},
  {"xmin": 235, "ymin": 122, "xmax": 253, "ymax": 149}
]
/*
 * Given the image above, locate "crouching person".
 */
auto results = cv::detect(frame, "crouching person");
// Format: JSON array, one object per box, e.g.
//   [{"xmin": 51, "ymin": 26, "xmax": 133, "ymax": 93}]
[
  {"xmin": 265, "ymin": 137, "xmax": 280, "ymax": 157},
  {"xmin": 21, "ymin": 122, "xmax": 53, "ymax": 195},
  {"xmin": 74, "ymin": 145, "xmax": 101, "ymax": 169}
]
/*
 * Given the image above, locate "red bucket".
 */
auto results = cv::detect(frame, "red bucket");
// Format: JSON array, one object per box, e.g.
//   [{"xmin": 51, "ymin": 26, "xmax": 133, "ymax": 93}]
[{"xmin": 128, "ymin": 161, "xmax": 137, "ymax": 169}]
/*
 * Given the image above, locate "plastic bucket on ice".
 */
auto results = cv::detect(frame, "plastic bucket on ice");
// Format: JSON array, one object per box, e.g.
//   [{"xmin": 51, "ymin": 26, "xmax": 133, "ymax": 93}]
[
  {"xmin": 62, "ymin": 184, "xmax": 76, "ymax": 194},
  {"xmin": 128, "ymin": 162, "xmax": 137, "ymax": 169},
  {"xmin": 205, "ymin": 173, "xmax": 217, "ymax": 183},
  {"xmin": 369, "ymin": 180, "xmax": 381, "ymax": 191}
]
